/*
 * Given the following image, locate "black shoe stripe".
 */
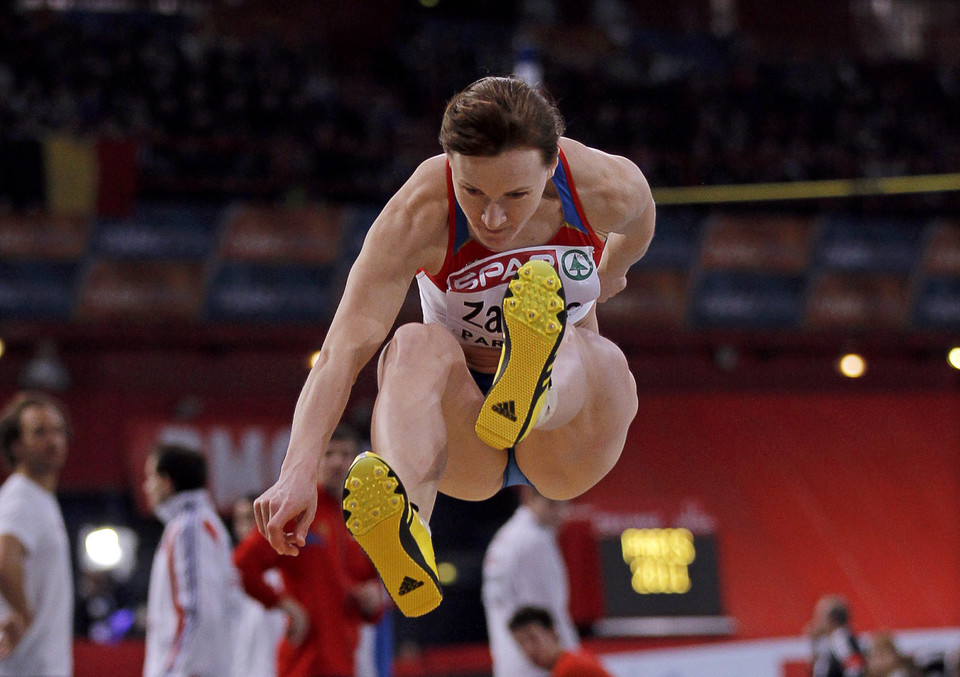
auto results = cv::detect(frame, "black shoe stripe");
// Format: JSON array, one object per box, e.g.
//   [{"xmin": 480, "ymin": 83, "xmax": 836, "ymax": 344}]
[{"xmin": 389, "ymin": 467, "xmax": 442, "ymax": 592}]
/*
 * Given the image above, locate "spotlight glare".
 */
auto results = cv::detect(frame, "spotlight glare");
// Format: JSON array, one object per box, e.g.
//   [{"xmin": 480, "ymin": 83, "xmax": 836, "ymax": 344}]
[
  {"xmin": 837, "ymin": 353, "xmax": 866, "ymax": 378},
  {"xmin": 85, "ymin": 528, "xmax": 122, "ymax": 568},
  {"xmin": 308, "ymin": 350, "xmax": 321, "ymax": 369},
  {"xmin": 437, "ymin": 561, "xmax": 457, "ymax": 585},
  {"xmin": 948, "ymin": 347, "xmax": 960, "ymax": 370}
]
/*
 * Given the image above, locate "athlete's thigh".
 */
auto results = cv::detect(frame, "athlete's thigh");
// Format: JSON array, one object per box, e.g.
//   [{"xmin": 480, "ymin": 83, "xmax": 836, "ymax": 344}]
[
  {"xmin": 437, "ymin": 364, "xmax": 509, "ymax": 501},
  {"xmin": 516, "ymin": 331, "xmax": 637, "ymax": 498}
]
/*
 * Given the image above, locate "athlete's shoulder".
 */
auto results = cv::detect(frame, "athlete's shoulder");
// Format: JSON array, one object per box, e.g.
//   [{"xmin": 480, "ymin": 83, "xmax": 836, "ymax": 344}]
[
  {"xmin": 558, "ymin": 137, "xmax": 651, "ymax": 235},
  {"xmin": 379, "ymin": 154, "xmax": 448, "ymax": 236},
  {"xmin": 559, "ymin": 137, "xmax": 646, "ymax": 193},
  {"xmin": 397, "ymin": 154, "xmax": 449, "ymax": 212},
  {"xmin": 362, "ymin": 154, "xmax": 450, "ymax": 274}
]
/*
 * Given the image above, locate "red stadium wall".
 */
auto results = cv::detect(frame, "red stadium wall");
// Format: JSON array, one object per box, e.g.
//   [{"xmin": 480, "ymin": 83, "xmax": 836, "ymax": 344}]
[
  {"xmin": 583, "ymin": 390, "xmax": 960, "ymax": 638},
  {"xmin": 2, "ymin": 347, "xmax": 959, "ymax": 650}
]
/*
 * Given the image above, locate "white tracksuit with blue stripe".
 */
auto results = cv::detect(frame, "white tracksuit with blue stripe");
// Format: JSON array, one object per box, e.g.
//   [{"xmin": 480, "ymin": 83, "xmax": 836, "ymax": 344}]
[{"xmin": 144, "ymin": 489, "xmax": 240, "ymax": 677}]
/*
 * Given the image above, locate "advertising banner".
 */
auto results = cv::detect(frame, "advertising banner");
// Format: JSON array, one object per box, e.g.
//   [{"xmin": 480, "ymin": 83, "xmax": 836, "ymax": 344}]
[
  {"xmin": 126, "ymin": 418, "xmax": 292, "ymax": 515},
  {"xmin": 0, "ymin": 214, "xmax": 91, "ymax": 260},
  {"xmin": 806, "ymin": 272, "xmax": 910, "ymax": 329},
  {"xmin": 0, "ymin": 261, "xmax": 79, "ymax": 319},
  {"xmin": 599, "ymin": 269, "xmax": 689, "ymax": 328},
  {"xmin": 700, "ymin": 214, "xmax": 815, "ymax": 273},
  {"xmin": 220, "ymin": 204, "xmax": 344, "ymax": 264},
  {"xmin": 689, "ymin": 272, "xmax": 804, "ymax": 328},
  {"xmin": 91, "ymin": 204, "xmax": 220, "ymax": 260},
  {"xmin": 77, "ymin": 260, "xmax": 206, "ymax": 321},
  {"xmin": 205, "ymin": 262, "xmax": 335, "ymax": 322},
  {"xmin": 814, "ymin": 214, "xmax": 924, "ymax": 272}
]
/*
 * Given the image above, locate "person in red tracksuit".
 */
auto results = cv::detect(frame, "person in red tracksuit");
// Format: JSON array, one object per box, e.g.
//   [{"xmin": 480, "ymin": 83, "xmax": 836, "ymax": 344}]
[{"xmin": 235, "ymin": 425, "xmax": 385, "ymax": 677}]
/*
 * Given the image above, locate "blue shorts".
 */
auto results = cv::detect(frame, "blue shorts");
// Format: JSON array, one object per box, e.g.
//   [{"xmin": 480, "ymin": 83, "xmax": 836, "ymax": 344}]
[{"xmin": 469, "ymin": 369, "xmax": 533, "ymax": 489}]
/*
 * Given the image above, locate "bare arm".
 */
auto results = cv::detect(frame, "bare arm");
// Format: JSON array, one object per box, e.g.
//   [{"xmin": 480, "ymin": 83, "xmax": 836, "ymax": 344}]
[
  {"xmin": 559, "ymin": 138, "xmax": 656, "ymax": 302},
  {"xmin": 255, "ymin": 157, "xmax": 449, "ymax": 555},
  {"xmin": 0, "ymin": 534, "xmax": 31, "ymax": 659}
]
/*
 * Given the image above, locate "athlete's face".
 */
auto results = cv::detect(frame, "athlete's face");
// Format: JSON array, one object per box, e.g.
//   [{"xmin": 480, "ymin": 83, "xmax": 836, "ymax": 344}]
[{"xmin": 448, "ymin": 148, "xmax": 557, "ymax": 251}]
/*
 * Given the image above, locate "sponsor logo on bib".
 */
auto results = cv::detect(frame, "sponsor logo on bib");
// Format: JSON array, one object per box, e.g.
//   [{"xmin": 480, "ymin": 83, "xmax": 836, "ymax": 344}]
[{"xmin": 561, "ymin": 249, "xmax": 594, "ymax": 281}]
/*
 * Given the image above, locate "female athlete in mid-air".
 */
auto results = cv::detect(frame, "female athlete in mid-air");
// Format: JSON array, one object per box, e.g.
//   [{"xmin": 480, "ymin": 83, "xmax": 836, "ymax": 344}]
[{"xmin": 255, "ymin": 76, "xmax": 655, "ymax": 617}]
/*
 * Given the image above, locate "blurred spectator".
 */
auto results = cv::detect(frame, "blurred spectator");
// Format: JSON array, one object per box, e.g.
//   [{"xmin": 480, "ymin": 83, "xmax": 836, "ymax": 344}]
[
  {"xmin": 483, "ymin": 487, "xmax": 578, "ymax": 677},
  {"xmin": 866, "ymin": 631, "xmax": 922, "ymax": 677},
  {"xmin": 234, "ymin": 424, "xmax": 385, "ymax": 677},
  {"xmin": 0, "ymin": 391, "xmax": 73, "ymax": 677},
  {"xmin": 1, "ymin": 6, "xmax": 958, "ymax": 207},
  {"xmin": 508, "ymin": 606, "xmax": 612, "ymax": 677},
  {"xmin": 919, "ymin": 647, "xmax": 960, "ymax": 677},
  {"xmin": 142, "ymin": 442, "xmax": 239, "ymax": 677},
  {"xmin": 807, "ymin": 594, "xmax": 866, "ymax": 677},
  {"xmin": 231, "ymin": 493, "xmax": 286, "ymax": 677}
]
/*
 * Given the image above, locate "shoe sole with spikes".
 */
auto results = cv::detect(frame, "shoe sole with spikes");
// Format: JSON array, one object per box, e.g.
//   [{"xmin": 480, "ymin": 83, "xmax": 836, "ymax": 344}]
[
  {"xmin": 342, "ymin": 451, "xmax": 442, "ymax": 617},
  {"xmin": 475, "ymin": 259, "xmax": 566, "ymax": 450}
]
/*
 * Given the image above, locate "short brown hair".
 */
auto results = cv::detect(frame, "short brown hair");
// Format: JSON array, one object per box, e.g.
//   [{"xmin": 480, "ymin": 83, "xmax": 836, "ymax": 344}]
[
  {"xmin": 508, "ymin": 605, "xmax": 555, "ymax": 633},
  {"xmin": 329, "ymin": 423, "xmax": 360, "ymax": 447},
  {"xmin": 0, "ymin": 391, "xmax": 72, "ymax": 469},
  {"xmin": 439, "ymin": 76, "xmax": 565, "ymax": 165}
]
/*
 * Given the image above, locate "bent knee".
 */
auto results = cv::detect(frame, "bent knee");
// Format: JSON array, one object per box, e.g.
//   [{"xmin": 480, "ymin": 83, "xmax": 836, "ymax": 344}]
[
  {"xmin": 526, "ymin": 444, "xmax": 625, "ymax": 500},
  {"xmin": 589, "ymin": 338, "xmax": 638, "ymax": 418},
  {"xmin": 393, "ymin": 322, "xmax": 454, "ymax": 344},
  {"xmin": 379, "ymin": 324, "xmax": 462, "ymax": 379}
]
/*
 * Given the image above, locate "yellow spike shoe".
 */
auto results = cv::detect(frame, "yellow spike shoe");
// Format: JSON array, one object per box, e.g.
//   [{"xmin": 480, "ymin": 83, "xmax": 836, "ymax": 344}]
[
  {"xmin": 342, "ymin": 452, "xmax": 442, "ymax": 617},
  {"xmin": 475, "ymin": 259, "xmax": 566, "ymax": 450}
]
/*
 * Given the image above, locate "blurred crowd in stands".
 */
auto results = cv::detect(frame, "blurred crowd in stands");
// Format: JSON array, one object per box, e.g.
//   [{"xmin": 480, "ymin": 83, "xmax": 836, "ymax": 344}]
[{"xmin": 1, "ymin": 1, "xmax": 959, "ymax": 207}]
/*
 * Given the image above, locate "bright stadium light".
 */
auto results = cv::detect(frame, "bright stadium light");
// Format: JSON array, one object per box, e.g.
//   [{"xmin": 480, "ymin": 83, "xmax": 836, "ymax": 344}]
[
  {"xmin": 948, "ymin": 347, "xmax": 960, "ymax": 370},
  {"xmin": 837, "ymin": 353, "xmax": 866, "ymax": 378},
  {"xmin": 437, "ymin": 561, "xmax": 458, "ymax": 585},
  {"xmin": 86, "ymin": 528, "xmax": 122, "ymax": 568},
  {"xmin": 80, "ymin": 525, "xmax": 138, "ymax": 580}
]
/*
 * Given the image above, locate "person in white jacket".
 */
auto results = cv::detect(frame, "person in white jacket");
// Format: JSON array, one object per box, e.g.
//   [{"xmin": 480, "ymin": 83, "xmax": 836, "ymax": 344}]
[
  {"xmin": 142, "ymin": 442, "xmax": 239, "ymax": 677},
  {"xmin": 482, "ymin": 486, "xmax": 579, "ymax": 677}
]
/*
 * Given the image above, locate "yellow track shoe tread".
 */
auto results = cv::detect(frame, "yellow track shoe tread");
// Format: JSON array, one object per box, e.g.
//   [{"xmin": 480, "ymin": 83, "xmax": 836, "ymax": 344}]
[
  {"xmin": 475, "ymin": 259, "xmax": 566, "ymax": 449},
  {"xmin": 342, "ymin": 452, "xmax": 442, "ymax": 617}
]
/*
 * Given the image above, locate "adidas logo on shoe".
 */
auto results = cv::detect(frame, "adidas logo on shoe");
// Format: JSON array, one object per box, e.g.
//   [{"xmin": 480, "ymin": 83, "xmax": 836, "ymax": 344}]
[
  {"xmin": 491, "ymin": 400, "xmax": 517, "ymax": 421},
  {"xmin": 398, "ymin": 576, "xmax": 424, "ymax": 596}
]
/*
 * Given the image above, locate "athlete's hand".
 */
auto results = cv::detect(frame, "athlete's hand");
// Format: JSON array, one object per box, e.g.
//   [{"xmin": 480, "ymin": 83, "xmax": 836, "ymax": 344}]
[
  {"xmin": 254, "ymin": 464, "xmax": 318, "ymax": 556},
  {"xmin": 596, "ymin": 237, "xmax": 630, "ymax": 303},
  {"xmin": 597, "ymin": 271, "xmax": 627, "ymax": 303}
]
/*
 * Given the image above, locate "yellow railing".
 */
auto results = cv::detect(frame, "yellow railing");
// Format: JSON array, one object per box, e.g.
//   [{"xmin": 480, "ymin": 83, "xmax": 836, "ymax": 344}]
[{"xmin": 651, "ymin": 173, "xmax": 960, "ymax": 205}]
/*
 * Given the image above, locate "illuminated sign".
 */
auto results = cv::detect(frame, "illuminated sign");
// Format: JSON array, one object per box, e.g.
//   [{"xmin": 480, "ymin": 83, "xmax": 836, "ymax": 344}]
[
  {"xmin": 621, "ymin": 528, "xmax": 695, "ymax": 594},
  {"xmin": 600, "ymin": 529, "xmax": 725, "ymax": 619}
]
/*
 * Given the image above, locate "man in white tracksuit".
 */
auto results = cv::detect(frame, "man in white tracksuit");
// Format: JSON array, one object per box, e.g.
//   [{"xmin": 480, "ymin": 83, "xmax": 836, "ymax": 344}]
[
  {"xmin": 482, "ymin": 487, "xmax": 579, "ymax": 677},
  {"xmin": 143, "ymin": 442, "xmax": 240, "ymax": 677}
]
